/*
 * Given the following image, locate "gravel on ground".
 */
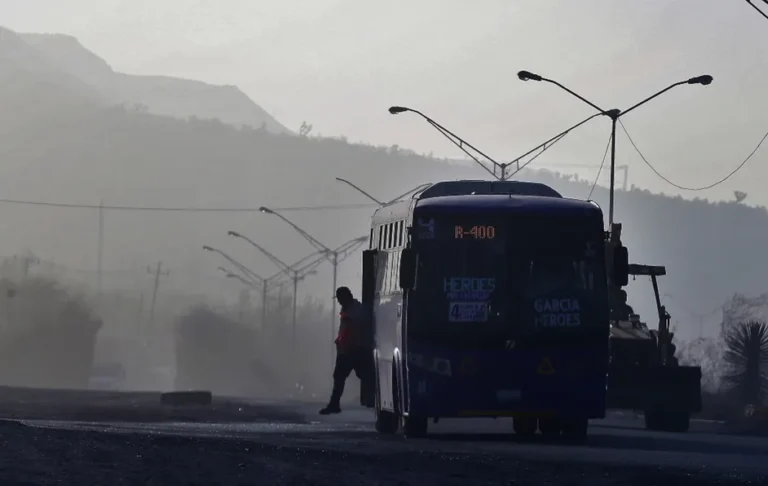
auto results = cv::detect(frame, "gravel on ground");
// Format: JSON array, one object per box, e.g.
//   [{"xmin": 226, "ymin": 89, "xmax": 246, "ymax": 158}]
[{"xmin": 0, "ymin": 421, "xmax": 761, "ymax": 486}]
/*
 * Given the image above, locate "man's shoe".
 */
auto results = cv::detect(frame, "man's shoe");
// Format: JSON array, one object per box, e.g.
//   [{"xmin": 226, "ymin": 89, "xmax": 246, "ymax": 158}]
[{"xmin": 319, "ymin": 404, "xmax": 341, "ymax": 415}]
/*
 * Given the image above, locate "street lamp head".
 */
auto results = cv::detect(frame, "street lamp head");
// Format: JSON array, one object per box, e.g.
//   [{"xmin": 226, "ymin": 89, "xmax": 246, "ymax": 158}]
[
  {"xmin": 687, "ymin": 75, "xmax": 713, "ymax": 86},
  {"xmin": 517, "ymin": 70, "xmax": 543, "ymax": 82},
  {"xmin": 202, "ymin": 245, "xmax": 214, "ymax": 252},
  {"xmin": 227, "ymin": 230, "xmax": 241, "ymax": 237},
  {"xmin": 388, "ymin": 106, "xmax": 410, "ymax": 115},
  {"xmin": 258, "ymin": 206, "xmax": 273, "ymax": 214}
]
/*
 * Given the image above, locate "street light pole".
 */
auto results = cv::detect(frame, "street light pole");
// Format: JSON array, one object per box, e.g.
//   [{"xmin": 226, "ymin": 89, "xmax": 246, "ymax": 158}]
[
  {"xmin": 331, "ymin": 250, "xmax": 338, "ymax": 343},
  {"xmin": 292, "ymin": 273, "xmax": 298, "ymax": 349},
  {"xmin": 203, "ymin": 245, "xmax": 264, "ymax": 286},
  {"xmin": 219, "ymin": 266, "xmax": 256, "ymax": 323},
  {"xmin": 516, "ymin": 70, "xmax": 713, "ymax": 225},
  {"xmin": 335, "ymin": 178, "xmax": 433, "ymax": 206},
  {"xmin": 258, "ymin": 206, "xmax": 369, "ymax": 381},
  {"xmin": 610, "ymin": 116, "xmax": 618, "ymax": 225},
  {"xmin": 388, "ymin": 106, "xmax": 602, "ymax": 182},
  {"xmin": 256, "ymin": 242, "xmax": 357, "ymax": 392},
  {"xmin": 228, "ymin": 230, "xmax": 325, "ymax": 372},
  {"xmin": 205, "ymin": 245, "xmax": 269, "ymax": 326},
  {"xmin": 218, "ymin": 266, "xmax": 255, "ymax": 288},
  {"xmin": 258, "ymin": 207, "xmax": 340, "ymax": 338}
]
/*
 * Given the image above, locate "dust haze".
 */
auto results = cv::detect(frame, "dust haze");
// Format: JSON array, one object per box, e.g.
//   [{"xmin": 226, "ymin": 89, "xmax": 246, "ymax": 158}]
[{"xmin": 0, "ymin": 1, "xmax": 766, "ymax": 412}]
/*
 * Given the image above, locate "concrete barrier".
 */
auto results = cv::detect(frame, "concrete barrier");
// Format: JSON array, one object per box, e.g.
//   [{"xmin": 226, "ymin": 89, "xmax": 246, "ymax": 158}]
[{"xmin": 160, "ymin": 390, "xmax": 213, "ymax": 406}]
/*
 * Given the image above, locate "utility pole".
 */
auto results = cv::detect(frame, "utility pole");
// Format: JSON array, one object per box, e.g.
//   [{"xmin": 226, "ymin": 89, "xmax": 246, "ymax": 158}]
[
  {"xmin": 17, "ymin": 253, "xmax": 39, "ymax": 278},
  {"xmin": 97, "ymin": 200, "xmax": 104, "ymax": 295},
  {"xmin": 136, "ymin": 292, "xmax": 144, "ymax": 339},
  {"xmin": 147, "ymin": 261, "xmax": 170, "ymax": 329},
  {"xmin": 261, "ymin": 283, "xmax": 268, "ymax": 330}
]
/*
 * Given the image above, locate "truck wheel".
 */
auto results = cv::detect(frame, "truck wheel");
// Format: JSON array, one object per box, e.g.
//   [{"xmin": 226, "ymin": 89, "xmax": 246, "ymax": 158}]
[
  {"xmin": 561, "ymin": 418, "xmax": 588, "ymax": 443},
  {"xmin": 644, "ymin": 409, "xmax": 661, "ymax": 431},
  {"xmin": 662, "ymin": 410, "xmax": 690, "ymax": 433},
  {"xmin": 513, "ymin": 417, "xmax": 537, "ymax": 438},
  {"xmin": 538, "ymin": 418, "xmax": 561, "ymax": 439},
  {"xmin": 403, "ymin": 415, "xmax": 428, "ymax": 438},
  {"xmin": 645, "ymin": 408, "xmax": 690, "ymax": 433}
]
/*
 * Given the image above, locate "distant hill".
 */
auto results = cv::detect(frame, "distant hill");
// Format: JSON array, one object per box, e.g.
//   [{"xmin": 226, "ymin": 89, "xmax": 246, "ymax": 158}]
[
  {"xmin": 0, "ymin": 27, "xmax": 103, "ymax": 130},
  {"xmin": 14, "ymin": 29, "xmax": 291, "ymax": 134}
]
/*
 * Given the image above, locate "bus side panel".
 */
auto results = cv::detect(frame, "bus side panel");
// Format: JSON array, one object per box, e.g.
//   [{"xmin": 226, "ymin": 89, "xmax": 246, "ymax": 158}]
[
  {"xmin": 375, "ymin": 347, "xmax": 393, "ymax": 411},
  {"xmin": 373, "ymin": 251, "xmax": 401, "ymax": 412}
]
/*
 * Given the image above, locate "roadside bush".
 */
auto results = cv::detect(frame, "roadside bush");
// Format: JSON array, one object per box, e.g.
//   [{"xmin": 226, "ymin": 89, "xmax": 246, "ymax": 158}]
[
  {"xmin": 0, "ymin": 277, "xmax": 102, "ymax": 388},
  {"xmin": 174, "ymin": 305, "xmax": 262, "ymax": 396},
  {"xmin": 175, "ymin": 296, "xmax": 363, "ymax": 402}
]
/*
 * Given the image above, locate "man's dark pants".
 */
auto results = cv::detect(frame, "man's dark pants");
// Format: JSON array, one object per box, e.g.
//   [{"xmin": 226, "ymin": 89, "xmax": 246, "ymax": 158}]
[{"xmin": 329, "ymin": 347, "xmax": 375, "ymax": 408}]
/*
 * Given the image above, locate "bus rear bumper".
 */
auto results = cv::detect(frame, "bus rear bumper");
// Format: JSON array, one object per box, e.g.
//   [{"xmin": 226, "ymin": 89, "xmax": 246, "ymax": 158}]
[{"xmin": 407, "ymin": 380, "xmax": 606, "ymax": 420}]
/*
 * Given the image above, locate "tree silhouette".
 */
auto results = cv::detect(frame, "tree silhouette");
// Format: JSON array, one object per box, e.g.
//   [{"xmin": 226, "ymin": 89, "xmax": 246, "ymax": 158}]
[
  {"xmin": 299, "ymin": 121, "xmax": 313, "ymax": 137},
  {"xmin": 722, "ymin": 320, "xmax": 768, "ymax": 405}
]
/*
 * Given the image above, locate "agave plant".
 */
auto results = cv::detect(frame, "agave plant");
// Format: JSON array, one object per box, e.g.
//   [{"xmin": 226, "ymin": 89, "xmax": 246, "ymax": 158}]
[{"xmin": 722, "ymin": 320, "xmax": 768, "ymax": 405}]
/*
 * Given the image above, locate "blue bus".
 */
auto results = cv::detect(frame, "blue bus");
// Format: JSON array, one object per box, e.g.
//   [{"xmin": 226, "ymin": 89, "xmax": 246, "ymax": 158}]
[{"xmin": 360, "ymin": 180, "xmax": 628, "ymax": 440}]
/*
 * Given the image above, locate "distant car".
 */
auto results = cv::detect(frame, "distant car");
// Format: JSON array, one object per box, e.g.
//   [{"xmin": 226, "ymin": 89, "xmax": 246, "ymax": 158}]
[{"xmin": 88, "ymin": 362, "xmax": 126, "ymax": 391}]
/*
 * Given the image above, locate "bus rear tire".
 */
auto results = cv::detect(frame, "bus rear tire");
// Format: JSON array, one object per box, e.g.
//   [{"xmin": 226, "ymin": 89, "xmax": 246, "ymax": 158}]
[
  {"xmin": 375, "ymin": 409, "xmax": 399, "ymax": 434},
  {"xmin": 403, "ymin": 415, "xmax": 428, "ymax": 438},
  {"xmin": 644, "ymin": 409, "xmax": 662, "ymax": 431},
  {"xmin": 666, "ymin": 411, "xmax": 690, "ymax": 433},
  {"xmin": 561, "ymin": 418, "xmax": 588, "ymax": 443},
  {"xmin": 513, "ymin": 417, "xmax": 537, "ymax": 438},
  {"xmin": 538, "ymin": 418, "xmax": 561, "ymax": 438}
]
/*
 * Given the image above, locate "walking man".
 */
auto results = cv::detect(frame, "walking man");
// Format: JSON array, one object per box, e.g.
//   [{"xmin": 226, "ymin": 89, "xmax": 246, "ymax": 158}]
[{"xmin": 319, "ymin": 286, "xmax": 374, "ymax": 415}]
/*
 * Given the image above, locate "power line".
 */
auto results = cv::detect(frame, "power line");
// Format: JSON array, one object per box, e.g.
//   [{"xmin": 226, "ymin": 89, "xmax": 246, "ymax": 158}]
[
  {"xmin": 746, "ymin": 0, "xmax": 768, "ymax": 21},
  {"xmin": 0, "ymin": 199, "xmax": 378, "ymax": 213},
  {"xmin": 588, "ymin": 132, "xmax": 613, "ymax": 200},
  {"xmin": 508, "ymin": 114, "xmax": 602, "ymax": 178},
  {"xmin": 618, "ymin": 119, "xmax": 768, "ymax": 191}
]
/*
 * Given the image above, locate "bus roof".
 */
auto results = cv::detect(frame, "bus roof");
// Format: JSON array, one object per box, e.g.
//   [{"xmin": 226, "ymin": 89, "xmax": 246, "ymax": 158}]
[
  {"xmin": 370, "ymin": 180, "xmax": 595, "ymax": 225},
  {"xmin": 415, "ymin": 194, "xmax": 601, "ymax": 215},
  {"xmin": 416, "ymin": 180, "xmax": 562, "ymax": 199}
]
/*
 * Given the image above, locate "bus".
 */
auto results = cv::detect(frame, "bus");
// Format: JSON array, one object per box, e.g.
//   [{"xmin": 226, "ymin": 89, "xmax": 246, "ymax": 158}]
[{"xmin": 360, "ymin": 180, "xmax": 628, "ymax": 440}]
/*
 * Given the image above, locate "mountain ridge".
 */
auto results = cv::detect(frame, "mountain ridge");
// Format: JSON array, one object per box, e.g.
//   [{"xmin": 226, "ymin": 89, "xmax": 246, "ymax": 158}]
[{"xmin": 11, "ymin": 28, "xmax": 291, "ymax": 134}]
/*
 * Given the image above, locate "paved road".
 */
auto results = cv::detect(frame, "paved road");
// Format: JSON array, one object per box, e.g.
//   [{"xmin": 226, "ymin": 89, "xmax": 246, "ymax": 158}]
[
  {"xmin": 0, "ymin": 387, "xmax": 763, "ymax": 484},
  {"xmin": 10, "ymin": 403, "xmax": 768, "ymax": 484}
]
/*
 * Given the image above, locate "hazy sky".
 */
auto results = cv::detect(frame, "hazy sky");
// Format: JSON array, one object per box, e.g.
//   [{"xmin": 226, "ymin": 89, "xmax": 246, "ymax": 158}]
[{"xmin": 3, "ymin": 0, "xmax": 768, "ymax": 206}]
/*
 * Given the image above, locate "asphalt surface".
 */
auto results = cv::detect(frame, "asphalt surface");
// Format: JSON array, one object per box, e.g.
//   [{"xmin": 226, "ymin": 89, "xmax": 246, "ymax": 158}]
[{"xmin": 0, "ymin": 388, "xmax": 766, "ymax": 485}]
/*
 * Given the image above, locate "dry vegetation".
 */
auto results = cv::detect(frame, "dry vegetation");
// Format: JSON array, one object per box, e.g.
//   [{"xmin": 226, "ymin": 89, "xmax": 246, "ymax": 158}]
[
  {"xmin": 174, "ymin": 296, "xmax": 358, "ymax": 402},
  {"xmin": 0, "ymin": 276, "xmax": 101, "ymax": 389},
  {"xmin": 678, "ymin": 294, "xmax": 768, "ymax": 430}
]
